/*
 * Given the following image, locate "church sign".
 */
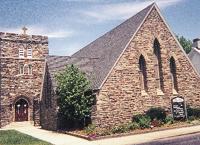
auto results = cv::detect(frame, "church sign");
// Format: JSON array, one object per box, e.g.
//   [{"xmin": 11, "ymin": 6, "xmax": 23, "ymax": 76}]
[{"xmin": 171, "ymin": 96, "xmax": 187, "ymax": 120}]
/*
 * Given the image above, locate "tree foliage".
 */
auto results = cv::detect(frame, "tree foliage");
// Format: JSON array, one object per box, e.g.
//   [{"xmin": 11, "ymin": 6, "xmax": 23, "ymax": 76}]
[
  {"xmin": 55, "ymin": 64, "xmax": 94, "ymax": 126},
  {"xmin": 177, "ymin": 35, "xmax": 192, "ymax": 54}
]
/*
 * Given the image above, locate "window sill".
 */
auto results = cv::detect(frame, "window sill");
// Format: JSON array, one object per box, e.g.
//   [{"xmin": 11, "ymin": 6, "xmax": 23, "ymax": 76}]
[
  {"xmin": 16, "ymin": 74, "xmax": 33, "ymax": 76},
  {"xmin": 156, "ymin": 89, "xmax": 164, "ymax": 96},
  {"xmin": 16, "ymin": 74, "xmax": 24, "ymax": 76},
  {"xmin": 141, "ymin": 90, "xmax": 148, "ymax": 96},
  {"xmin": 172, "ymin": 89, "xmax": 178, "ymax": 95},
  {"xmin": 18, "ymin": 57, "xmax": 33, "ymax": 59}
]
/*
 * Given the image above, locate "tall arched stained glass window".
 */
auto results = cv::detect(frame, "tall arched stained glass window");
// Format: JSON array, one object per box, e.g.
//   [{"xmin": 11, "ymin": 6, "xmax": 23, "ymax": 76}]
[
  {"xmin": 170, "ymin": 57, "xmax": 178, "ymax": 93},
  {"xmin": 154, "ymin": 38, "xmax": 164, "ymax": 92},
  {"xmin": 139, "ymin": 55, "xmax": 148, "ymax": 92}
]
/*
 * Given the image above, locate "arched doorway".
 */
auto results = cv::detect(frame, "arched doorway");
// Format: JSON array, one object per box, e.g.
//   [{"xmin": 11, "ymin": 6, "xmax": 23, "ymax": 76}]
[{"xmin": 15, "ymin": 99, "xmax": 28, "ymax": 121}]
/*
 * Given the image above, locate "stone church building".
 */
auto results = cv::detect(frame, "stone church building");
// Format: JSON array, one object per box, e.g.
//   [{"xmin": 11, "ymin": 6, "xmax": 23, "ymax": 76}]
[{"xmin": 1, "ymin": 3, "xmax": 200, "ymax": 130}]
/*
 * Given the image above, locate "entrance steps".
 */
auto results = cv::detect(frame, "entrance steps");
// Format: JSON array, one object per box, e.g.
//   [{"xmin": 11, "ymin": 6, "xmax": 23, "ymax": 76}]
[{"xmin": 1, "ymin": 121, "xmax": 37, "ymax": 130}]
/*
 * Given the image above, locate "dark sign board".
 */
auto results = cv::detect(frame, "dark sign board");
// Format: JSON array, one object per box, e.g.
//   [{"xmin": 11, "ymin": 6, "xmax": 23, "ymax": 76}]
[{"xmin": 171, "ymin": 96, "xmax": 187, "ymax": 120}]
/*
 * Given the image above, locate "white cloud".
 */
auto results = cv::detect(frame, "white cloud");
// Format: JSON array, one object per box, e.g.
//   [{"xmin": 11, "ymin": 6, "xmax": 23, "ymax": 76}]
[
  {"xmin": 0, "ymin": 25, "xmax": 74, "ymax": 38},
  {"xmin": 81, "ymin": 0, "xmax": 182, "ymax": 22}
]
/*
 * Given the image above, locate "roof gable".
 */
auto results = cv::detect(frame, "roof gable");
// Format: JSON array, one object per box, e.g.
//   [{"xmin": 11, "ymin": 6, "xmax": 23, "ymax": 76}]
[
  {"xmin": 47, "ymin": 3, "xmax": 200, "ymax": 91},
  {"xmin": 72, "ymin": 3, "xmax": 155, "ymax": 89},
  {"xmin": 95, "ymin": 3, "xmax": 200, "ymax": 89}
]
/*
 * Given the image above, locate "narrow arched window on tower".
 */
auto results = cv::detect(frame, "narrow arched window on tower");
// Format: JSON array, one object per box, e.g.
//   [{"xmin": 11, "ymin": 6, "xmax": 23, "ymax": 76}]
[
  {"xmin": 23, "ymin": 64, "xmax": 28, "ymax": 75},
  {"xmin": 19, "ymin": 48, "xmax": 24, "ymax": 58},
  {"xmin": 170, "ymin": 57, "xmax": 178, "ymax": 93},
  {"xmin": 139, "ymin": 55, "xmax": 148, "ymax": 92},
  {"xmin": 28, "ymin": 64, "xmax": 32, "ymax": 75},
  {"xmin": 27, "ymin": 47, "xmax": 32, "ymax": 58},
  {"xmin": 154, "ymin": 38, "xmax": 164, "ymax": 93},
  {"xmin": 19, "ymin": 64, "xmax": 24, "ymax": 74}
]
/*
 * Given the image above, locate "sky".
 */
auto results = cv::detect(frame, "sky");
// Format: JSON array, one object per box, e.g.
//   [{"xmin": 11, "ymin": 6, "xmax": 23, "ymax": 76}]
[{"xmin": 0, "ymin": 0, "xmax": 199, "ymax": 56}]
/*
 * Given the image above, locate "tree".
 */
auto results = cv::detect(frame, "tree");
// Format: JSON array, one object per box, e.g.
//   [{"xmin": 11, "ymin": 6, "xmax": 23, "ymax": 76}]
[
  {"xmin": 55, "ymin": 64, "xmax": 94, "ymax": 128},
  {"xmin": 177, "ymin": 35, "xmax": 192, "ymax": 54}
]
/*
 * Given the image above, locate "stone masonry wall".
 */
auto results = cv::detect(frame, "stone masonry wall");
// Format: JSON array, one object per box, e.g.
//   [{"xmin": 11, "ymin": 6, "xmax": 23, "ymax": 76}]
[
  {"xmin": 40, "ymin": 66, "xmax": 58, "ymax": 130},
  {"xmin": 93, "ymin": 8, "xmax": 200, "ymax": 128},
  {"xmin": 0, "ymin": 32, "xmax": 48, "ymax": 127}
]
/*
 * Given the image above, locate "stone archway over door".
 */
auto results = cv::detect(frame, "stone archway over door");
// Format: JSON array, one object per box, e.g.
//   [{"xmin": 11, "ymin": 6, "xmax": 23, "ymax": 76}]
[{"xmin": 15, "ymin": 99, "xmax": 28, "ymax": 121}]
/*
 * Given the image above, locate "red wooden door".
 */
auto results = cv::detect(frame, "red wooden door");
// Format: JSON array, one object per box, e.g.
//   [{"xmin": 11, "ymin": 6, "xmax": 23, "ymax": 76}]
[{"xmin": 15, "ymin": 99, "xmax": 28, "ymax": 121}]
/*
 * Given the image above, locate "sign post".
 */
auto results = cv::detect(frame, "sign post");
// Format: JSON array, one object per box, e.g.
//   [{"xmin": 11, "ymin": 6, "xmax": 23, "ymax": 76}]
[{"xmin": 171, "ymin": 96, "xmax": 187, "ymax": 120}]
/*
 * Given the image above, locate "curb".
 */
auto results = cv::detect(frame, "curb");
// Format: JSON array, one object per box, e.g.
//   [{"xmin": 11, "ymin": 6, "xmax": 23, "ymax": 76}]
[
  {"xmin": 61, "ymin": 123, "xmax": 200, "ymax": 141},
  {"xmin": 136, "ymin": 131, "xmax": 200, "ymax": 145}
]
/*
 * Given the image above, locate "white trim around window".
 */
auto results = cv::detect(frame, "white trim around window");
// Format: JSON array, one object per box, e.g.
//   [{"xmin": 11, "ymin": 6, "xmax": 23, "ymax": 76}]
[
  {"xmin": 27, "ymin": 48, "xmax": 32, "ymax": 58},
  {"xmin": 19, "ymin": 48, "xmax": 24, "ymax": 58}
]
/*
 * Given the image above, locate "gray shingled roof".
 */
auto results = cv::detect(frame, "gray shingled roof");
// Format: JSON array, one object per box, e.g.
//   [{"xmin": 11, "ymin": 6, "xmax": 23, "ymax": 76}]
[
  {"xmin": 47, "ymin": 55, "xmax": 98, "ymax": 88},
  {"xmin": 188, "ymin": 48, "xmax": 200, "ymax": 75},
  {"xmin": 47, "ymin": 3, "xmax": 154, "ymax": 90}
]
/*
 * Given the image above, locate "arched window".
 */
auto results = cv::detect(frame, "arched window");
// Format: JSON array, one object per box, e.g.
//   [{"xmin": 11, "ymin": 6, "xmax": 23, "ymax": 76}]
[
  {"xmin": 27, "ymin": 47, "xmax": 32, "ymax": 58},
  {"xmin": 19, "ymin": 48, "xmax": 24, "ymax": 58},
  {"xmin": 19, "ymin": 64, "xmax": 24, "ymax": 74},
  {"xmin": 139, "ymin": 55, "xmax": 148, "ymax": 92},
  {"xmin": 28, "ymin": 64, "xmax": 32, "ymax": 75},
  {"xmin": 170, "ymin": 57, "xmax": 178, "ymax": 93},
  {"xmin": 23, "ymin": 64, "xmax": 28, "ymax": 75},
  {"xmin": 154, "ymin": 38, "xmax": 164, "ymax": 92}
]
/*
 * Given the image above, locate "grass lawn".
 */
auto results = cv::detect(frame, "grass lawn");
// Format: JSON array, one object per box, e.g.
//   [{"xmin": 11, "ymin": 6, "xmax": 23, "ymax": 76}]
[{"xmin": 0, "ymin": 130, "xmax": 52, "ymax": 145}]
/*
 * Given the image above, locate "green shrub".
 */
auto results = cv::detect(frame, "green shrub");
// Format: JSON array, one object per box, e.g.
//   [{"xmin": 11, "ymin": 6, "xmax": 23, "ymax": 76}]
[
  {"xmin": 84, "ymin": 124, "xmax": 96, "ymax": 135},
  {"xmin": 164, "ymin": 116, "xmax": 174, "ymax": 124},
  {"xmin": 126, "ymin": 122, "xmax": 140, "ymax": 130},
  {"xmin": 150, "ymin": 119, "xmax": 163, "ymax": 127},
  {"xmin": 188, "ymin": 116, "xmax": 196, "ymax": 121},
  {"xmin": 187, "ymin": 106, "xmax": 200, "ymax": 119},
  {"xmin": 132, "ymin": 114, "xmax": 151, "ymax": 129},
  {"xmin": 110, "ymin": 122, "xmax": 140, "ymax": 134},
  {"xmin": 55, "ymin": 65, "xmax": 95, "ymax": 128},
  {"xmin": 111, "ymin": 124, "xmax": 128, "ymax": 134},
  {"xmin": 133, "ymin": 114, "xmax": 145, "ymax": 122},
  {"xmin": 146, "ymin": 107, "xmax": 166, "ymax": 121},
  {"xmin": 98, "ymin": 129, "xmax": 112, "ymax": 136}
]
